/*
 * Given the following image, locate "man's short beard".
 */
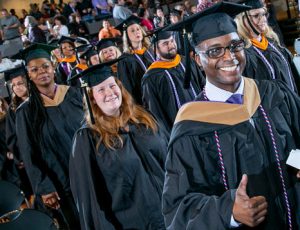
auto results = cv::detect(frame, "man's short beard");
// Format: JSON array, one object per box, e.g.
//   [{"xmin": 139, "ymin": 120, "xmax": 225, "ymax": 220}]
[{"xmin": 159, "ymin": 50, "xmax": 177, "ymax": 60}]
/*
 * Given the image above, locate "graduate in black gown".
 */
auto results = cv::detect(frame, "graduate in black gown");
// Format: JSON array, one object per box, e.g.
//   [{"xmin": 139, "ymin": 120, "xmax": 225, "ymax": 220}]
[
  {"xmin": 69, "ymin": 62, "xmax": 168, "ymax": 230},
  {"xmin": 162, "ymin": 2, "xmax": 300, "ymax": 229},
  {"xmin": 0, "ymin": 97, "xmax": 9, "ymax": 179},
  {"xmin": 4, "ymin": 66, "xmax": 32, "ymax": 197},
  {"xmin": 55, "ymin": 36, "xmax": 78, "ymax": 85},
  {"xmin": 142, "ymin": 30, "xmax": 205, "ymax": 133},
  {"xmin": 15, "ymin": 44, "xmax": 83, "ymax": 229},
  {"xmin": 115, "ymin": 15, "xmax": 155, "ymax": 104},
  {"xmin": 97, "ymin": 38, "xmax": 122, "ymax": 73},
  {"xmin": 235, "ymin": 0, "xmax": 300, "ymax": 93}
]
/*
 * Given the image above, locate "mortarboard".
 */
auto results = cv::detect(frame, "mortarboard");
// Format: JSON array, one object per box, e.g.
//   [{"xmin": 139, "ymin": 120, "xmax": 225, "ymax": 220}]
[
  {"xmin": 69, "ymin": 57, "xmax": 124, "ymax": 124},
  {"xmin": 79, "ymin": 46, "xmax": 98, "ymax": 61},
  {"xmin": 13, "ymin": 43, "xmax": 57, "ymax": 64},
  {"xmin": 2, "ymin": 64, "xmax": 27, "ymax": 100},
  {"xmin": 242, "ymin": 0, "xmax": 264, "ymax": 9},
  {"xmin": 69, "ymin": 58, "xmax": 123, "ymax": 87},
  {"xmin": 147, "ymin": 26, "xmax": 173, "ymax": 60},
  {"xmin": 74, "ymin": 37, "xmax": 90, "ymax": 47},
  {"xmin": 163, "ymin": 1, "xmax": 250, "ymax": 88},
  {"xmin": 238, "ymin": 0, "xmax": 264, "ymax": 36},
  {"xmin": 169, "ymin": 9, "xmax": 182, "ymax": 17},
  {"xmin": 47, "ymin": 38, "xmax": 59, "ymax": 46},
  {"xmin": 4, "ymin": 65, "xmax": 27, "ymax": 82},
  {"xmin": 75, "ymin": 44, "xmax": 92, "ymax": 54},
  {"xmin": 114, "ymin": 15, "xmax": 142, "ymax": 32},
  {"xmin": 57, "ymin": 35, "xmax": 76, "ymax": 45},
  {"xmin": 96, "ymin": 38, "xmax": 121, "ymax": 52}
]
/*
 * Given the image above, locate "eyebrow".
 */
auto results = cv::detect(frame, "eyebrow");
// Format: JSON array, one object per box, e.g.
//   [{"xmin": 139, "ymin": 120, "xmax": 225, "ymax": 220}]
[{"xmin": 205, "ymin": 39, "xmax": 241, "ymax": 49}]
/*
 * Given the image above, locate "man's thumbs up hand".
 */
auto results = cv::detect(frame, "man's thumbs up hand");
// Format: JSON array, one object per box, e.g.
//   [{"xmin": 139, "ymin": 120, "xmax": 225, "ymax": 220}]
[{"xmin": 233, "ymin": 174, "xmax": 268, "ymax": 227}]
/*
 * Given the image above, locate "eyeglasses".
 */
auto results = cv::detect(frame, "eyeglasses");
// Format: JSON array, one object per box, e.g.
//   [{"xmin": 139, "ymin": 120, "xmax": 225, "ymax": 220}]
[
  {"xmin": 248, "ymin": 12, "xmax": 269, "ymax": 21},
  {"xmin": 196, "ymin": 40, "xmax": 245, "ymax": 59},
  {"xmin": 28, "ymin": 63, "xmax": 52, "ymax": 74}
]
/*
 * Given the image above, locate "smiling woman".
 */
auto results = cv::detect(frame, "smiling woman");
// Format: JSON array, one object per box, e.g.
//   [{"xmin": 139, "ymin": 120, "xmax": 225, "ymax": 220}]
[{"xmin": 69, "ymin": 62, "xmax": 169, "ymax": 230}]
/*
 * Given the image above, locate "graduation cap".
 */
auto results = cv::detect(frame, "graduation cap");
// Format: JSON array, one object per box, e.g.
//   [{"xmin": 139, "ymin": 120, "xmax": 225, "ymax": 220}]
[
  {"xmin": 2, "ymin": 64, "xmax": 27, "ymax": 100},
  {"xmin": 169, "ymin": 9, "xmax": 182, "ymax": 17},
  {"xmin": 4, "ymin": 65, "xmax": 27, "ymax": 82},
  {"xmin": 75, "ymin": 44, "xmax": 91, "ymax": 54},
  {"xmin": 241, "ymin": 0, "xmax": 264, "ymax": 9},
  {"xmin": 74, "ymin": 37, "xmax": 90, "ymax": 47},
  {"xmin": 163, "ymin": 1, "xmax": 251, "ymax": 88},
  {"xmin": 147, "ymin": 26, "xmax": 173, "ymax": 60},
  {"xmin": 69, "ymin": 57, "xmax": 124, "ymax": 124},
  {"xmin": 114, "ymin": 15, "xmax": 142, "ymax": 32},
  {"xmin": 12, "ymin": 43, "xmax": 57, "ymax": 64},
  {"xmin": 79, "ymin": 46, "xmax": 98, "ymax": 62},
  {"xmin": 96, "ymin": 38, "xmax": 120, "ymax": 52},
  {"xmin": 238, "ymin": 0, "xmax": 264, "ymax": 36},
  {"xmin": 57, "ymin": 35, "xmax": 76, "ymax": 45},
  {"xmin": 47, "ymin": 38, "xmax": 59, "ymax": 46}
]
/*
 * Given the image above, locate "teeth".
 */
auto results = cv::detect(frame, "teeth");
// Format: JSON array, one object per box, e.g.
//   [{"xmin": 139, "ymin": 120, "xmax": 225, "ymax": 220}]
[
  {"xmin": 106, "ymin": 97, "xmax": 118, "ymax": 102},
  {"xmin": 220, "ymin": 65, "xmax": 237, "ymax": 72}
]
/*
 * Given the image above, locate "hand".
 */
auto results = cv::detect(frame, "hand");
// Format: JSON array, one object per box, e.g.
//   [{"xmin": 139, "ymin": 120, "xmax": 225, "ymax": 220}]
[
  {"xmin": 297, "ymin": 170, "xmax": 300, "ymax": 179},
  {"xmin": 6, "ymin": 152, "xmax": 14, "ymax": 160},
  {"xmin": 233, "ymin": 174, "xmax": 268, "ymax": 227},
  {"xmin": 42, "ymin": 192, "xmax": 60, "ymax": 209}
]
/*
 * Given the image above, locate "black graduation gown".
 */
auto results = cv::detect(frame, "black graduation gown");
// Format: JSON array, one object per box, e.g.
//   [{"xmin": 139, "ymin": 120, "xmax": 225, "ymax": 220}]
[
  {"xmin": 55, "ymin": 61, "xmax": 77, "ymax": 85},
  {"xmin": 243, "ymin": 41, "xmax": 300, "ymax": 94},
  {"xmin": 117, "ymin": 50, "xmax": 155, "ymax": 105},
  {"xmin": 162, "ymin": 79, "xmax": 300, "ymax": 229},
  {"xmin": 6, "ymin": 106, "xmax": 20, "ymax": 161},
  {"xmin": 0, "ymin": 116, "xmax": 7, "ymax": 178},
  {"xmin": 142, "ymin": 56, "xmax": 206, "ymax": 133},
  {"xmin": 69, "ymin": 123, "xmax": 169, "ymax": 230},
  {"xmin": 5, "ymin": 105, "xmax": 33, "ymax": 196},
  {"xmin": 16, "ymin": 86, "xmax": 84, "ymax": 196},
  {"xmin": 16, "ymin": 86, "xmax": 83, "ymax": 229}
]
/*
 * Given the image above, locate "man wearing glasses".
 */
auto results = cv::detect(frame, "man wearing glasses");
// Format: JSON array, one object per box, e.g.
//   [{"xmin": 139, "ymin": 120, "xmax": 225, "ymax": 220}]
[{"xmin": 162, "ymin": 2, "xmax": 300, "ymax": 229}]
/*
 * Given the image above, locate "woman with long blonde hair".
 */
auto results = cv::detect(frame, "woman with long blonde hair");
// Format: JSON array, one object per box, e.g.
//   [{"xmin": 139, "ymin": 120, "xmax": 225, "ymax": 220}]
[
  {"xmin": 69, "ymin": 63, "xmax": 168, "ymax": 230},
  {"xmin": 115, "ymin": 15, "xmax": 155, "ymax": 104},
  {"xmin": 96, "ymin": 38, "xmax": 122, "ymax": 73},
  {"xmin": 235, "ymin": 0, "xmax": 300, "ymax": 93}
]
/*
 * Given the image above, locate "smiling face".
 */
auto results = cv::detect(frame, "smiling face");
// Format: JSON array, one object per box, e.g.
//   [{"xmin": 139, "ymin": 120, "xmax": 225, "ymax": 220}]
[
  {"xmin": 27, "ymin": 58, "xmax": 55, "ymax": 89},
  {"xmin": 127, "ymin": 24, "xmax": 143, "ymax": 44},
  {"xmin": 196, "ymin": 32, "xmax": 246, "ymax": 92},
  {"xmin": 92, "ymin": 76, "xmax": 122, "ymax": 117},
  {"xmin": 11, "ymin": 76, "xmax": 28, "ymax": 99},
  {"xmin": 101, "ymin": 46, "xmax": 117, "ymax": 61},
  {"xmin": 157, "ymin": 36, "xmax": 177, "ymax": 60}
]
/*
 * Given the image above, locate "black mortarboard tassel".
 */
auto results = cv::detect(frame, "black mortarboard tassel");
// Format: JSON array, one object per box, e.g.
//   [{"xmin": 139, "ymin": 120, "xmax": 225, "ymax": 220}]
[{"xmin": 164, "ymin": 1, "xmax": 250, "ymax": 88}]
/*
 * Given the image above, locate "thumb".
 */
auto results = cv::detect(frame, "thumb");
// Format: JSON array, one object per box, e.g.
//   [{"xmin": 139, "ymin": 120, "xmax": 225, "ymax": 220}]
[
  {"xmin": 54, "ymin": 192, "xmax": 61, "ymax": 200},
  {"xmin": 236, "ymin": 174, "xmax": 249, "ymax": 199}
]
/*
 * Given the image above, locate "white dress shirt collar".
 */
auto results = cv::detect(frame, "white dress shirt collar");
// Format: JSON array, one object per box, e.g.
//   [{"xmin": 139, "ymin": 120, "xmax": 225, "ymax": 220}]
[{"xmin": 205, "ymin": 77, "xmax": 244, "ymax": 102}]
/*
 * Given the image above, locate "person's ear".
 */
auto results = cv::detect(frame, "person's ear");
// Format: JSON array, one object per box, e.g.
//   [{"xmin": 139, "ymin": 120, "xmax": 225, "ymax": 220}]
[{"xmin": 195, "ymin": 54, "xmax": 203, "ymax": 70}]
